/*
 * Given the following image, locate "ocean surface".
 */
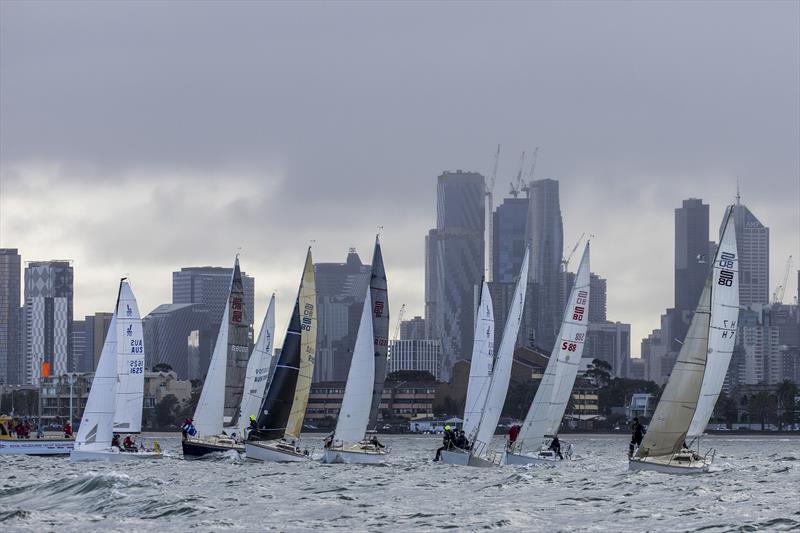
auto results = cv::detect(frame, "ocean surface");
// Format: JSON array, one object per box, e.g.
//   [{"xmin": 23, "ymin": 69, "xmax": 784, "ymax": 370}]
[{"xmin": 1, "ymin": 434, "xmax": 798, "ymax": 532}]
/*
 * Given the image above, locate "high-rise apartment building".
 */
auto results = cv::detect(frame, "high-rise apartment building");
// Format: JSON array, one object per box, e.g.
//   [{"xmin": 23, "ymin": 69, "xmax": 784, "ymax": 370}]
[
  {"xmin": 71, "ymin": 320, "xmax": 87, "ymax": 372},
  {"xmin": 526, "ymin": 179, "xmax": 563, "ymax": 349},
  {"xmin": 314, "ymin": 249, "xmax": 372, "ymax": 382},
  {"xmin": 729, "ymin": 198, "xmax": 769, "ymax": 306},
  {"xmin": 399, "ymin": 316, "xmax": 426, "ymax": 341},
  {"xmin": 0, "ymin": 249, "xmax": 21, "ymax": 384},
  {"xmin": 23, "ymin": 260, "xmax": 74, "ymax": 384},
  {"xmin": 673, "ymin": 199, "xmax": 711, "ymax": 351},
  {"xmin": 85, "ymin": 312, "xmax": 113, "ymax": 371},
  {"xmin": 143, "ymin": 303, "xmax": 213, "ymax": 380},
  {"xmin": 425, "ymin": 170, "xmax": 485, "ymax": 380},
  {"xmin": 584, "ymin": 321, "xmax": 631, "ymax": 378},
  {"xmin": 387, "ymin": 339, "xmax": 441, "ymax": 380},
  {"xmin": 492, "ymin": 197, "xmax": 529, "ymax": 284},
  {"xmin": 172, "ymin": 265, "xmax": 255, "ymax": 328}
]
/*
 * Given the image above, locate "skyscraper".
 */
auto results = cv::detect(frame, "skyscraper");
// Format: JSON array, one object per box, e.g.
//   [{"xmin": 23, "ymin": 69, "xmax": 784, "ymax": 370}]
[
  {"xmin": 729, "ymin": 197, "xmax": 769, "ymax": 307},
  {"xmin": 526, "ymin": 178, "xmax": 563, "ymax": 348},
  {"xmin": 314, "ymin": 248, "xmax": 372, "ymax": 382},
  {"xmin": 23, "ymin": 260, "xmax": 74, "ymax": 384},
  {"xmin": 0, "ymin": 249, "xmax": 21, "ymax": 384},
  {"xmin": 425, "ymin": 170, "xmax": 485, "ymax": 380},
  {"xmin": 143, "ymin": 303, "xmax": 213, "ymax": 380},
  {"xmin": 672, "ymin": 198, "xmax": 710, "ymax": 350},
  {"xmin": 492, "ymin": 197, "xmax": 529, "ymax": 284}
]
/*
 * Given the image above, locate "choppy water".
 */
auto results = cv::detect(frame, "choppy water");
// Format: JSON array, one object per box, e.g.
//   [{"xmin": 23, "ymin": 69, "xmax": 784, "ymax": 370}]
[{"xmin": 1, "ymin": 434, "xmax": 798, "ymax": 532}]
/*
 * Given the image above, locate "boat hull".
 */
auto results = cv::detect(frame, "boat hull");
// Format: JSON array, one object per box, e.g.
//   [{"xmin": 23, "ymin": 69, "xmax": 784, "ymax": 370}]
[
  {"xmin": 440, "ymin": 448, "xmax": 496, "ymax": 468},
  {"xmin": 502, "ymin": 450, "xmax": 563, "ymax": 466},
  {"xmin": 70, "ymin": 448, "xmax": 162, "ymax": 462},
  {"xmin": 628, "ymin": 456, "xmax": 711, "ymax": 475},
  {"xmin": 182, "ymin": 437, "xmax": 244, "ymax": 457},
  {"xmin": 322, "ymin": 447, "xmax": 387, "ymax": 464},
  {"xmin": 0, "ymin": 439, "xmax": 74, "ymax": 456},
  {"xmin": 246, "ymin": 441, "xmax": 311, "ymax": 463}
]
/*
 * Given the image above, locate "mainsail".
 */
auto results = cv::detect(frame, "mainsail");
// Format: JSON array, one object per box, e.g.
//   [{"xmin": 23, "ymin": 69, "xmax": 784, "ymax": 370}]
[
  {"xmin": 333, "ymin": 285, "xmax": 375, "ymax": 445},
  {"xmin": 516, "ymin": 243, "xmax": 591, "ymax": 452},
  {"xmin": 75, "ymin": 282, "xmax": 122, "ymax": 451},
  {"xmin": 113, "ymin": 281, "xmax": 145, "ymax": 433},
  {"xmin": 285, "ymin": 249, "xmax": 316, "ymax": 440},
  {"xmin": 462, "ymin": 281, "xmax": 494, "ymax": 441},
  {"xmin": 637, "ymin": 276, "xmax": 712, "ymax": 458},
  {"xmin": 472, "ymin": 248, "xmax": 529, "ymax": 459},
  {"xmin": 193, "ymin": 258, "xmax": 248, "ymax": 437},
  {"xmin": 367, "ymin": 236, "xmax": 389, "ymax": 429},
  {"xmin": 236, "ymin": 293, "xmax": 276, "ymax": 437},
  {"xmin": 688, "ymin": 208, "xmax": 739, "ymax": 437}
]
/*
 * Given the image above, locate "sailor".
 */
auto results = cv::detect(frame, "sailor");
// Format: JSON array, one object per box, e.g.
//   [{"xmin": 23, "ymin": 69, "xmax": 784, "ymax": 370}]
[
  {"xmin": 507, "ymin": 424, "xmax": 521, "ymax": 450},
  {"xmin": 63, "ymin": 420, "xmax": 73, "ymax": 439},
  {"xmin": 112, "ymin": 433, "xmax": 121, "ymax": 449},
  {"xmin": 629, "ymin": 417, "xmax": 644, "ymax": 458},
  {"xmin": 181, "ymin": 418, "xmax": 196, "ymax": 440},
  {"xmin": 123, "ymin": 435, "xmax": 136, "ymax": 452},
  {"xmin": 323, "ymin": 432, "xmax": 334, "ymax": 449},
  {"xmin": 454, "ymin": 430, "xmax": 468, "ymax": 450},
  {"xmin": 434, "ymin": 425, "xmax": 454, "ymax": 461},
  {"xmin": 549, "ymin": 436, "xmax": 563, "ymax": 460},
  {"xmin": 369, "ymin": 435, "xmax": 385, "ymax": 449},
  {"xmin": 249, "ymin": 415, "xmax": 257, "ymax": 430},
  {"xmin": 35, "ymin": 421, "xmax": 44, "ymax": 439}
]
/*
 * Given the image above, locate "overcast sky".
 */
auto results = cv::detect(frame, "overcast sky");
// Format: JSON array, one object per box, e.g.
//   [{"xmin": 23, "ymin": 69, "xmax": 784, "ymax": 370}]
[{"xmin": 1, "ymin": 0, "xmax": 798, "ymax": 353}]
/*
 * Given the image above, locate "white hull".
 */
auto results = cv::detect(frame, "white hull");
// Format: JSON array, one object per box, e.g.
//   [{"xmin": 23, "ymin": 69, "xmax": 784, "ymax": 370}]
[
  {"xmin": 246, "ymin": 440, "xmax": 311, "ymax": 463},
  {"xmin": 628, "ymin": 455, "xmax": 711, "ymax": 475},
  {"xmin": 0, "ymin": 439, "xmax": 74, "ymax": 456},
  {"xmin": 502, "ymin": 450, "xmax": 563, "ymax": 466},
  {"xmin": 322, "ymin": 447, "xmax": 387, "ymax": 464},
  {"xmin": 440, "ymin": 448, "xmax": 496, "ymax": 468},
  {"xmin": 70, "ymin": 448, "xmax": 162, "ymax": 463}
]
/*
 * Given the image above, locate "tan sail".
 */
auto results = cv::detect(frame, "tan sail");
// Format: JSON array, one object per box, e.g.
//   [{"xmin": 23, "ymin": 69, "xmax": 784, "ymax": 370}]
[
  {"xmin": 637, "ymin": 277, "xmax": 711, "ymax": 458},
  {"xmin": 285, "ymin": 249, "xmax": 316, "ymax": 440}
]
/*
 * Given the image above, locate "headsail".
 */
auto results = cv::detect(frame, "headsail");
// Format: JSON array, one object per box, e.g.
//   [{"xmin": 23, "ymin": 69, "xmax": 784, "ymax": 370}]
[
  {"xmin": 75, "ymin": 281, "xmax": 121, "ymax": 451},
  {"xmin": 472, "ymin": 247, "xmax": 529, "ymax": 459},
  {"xmin": 462, "ymin": 281, "xmax": 494, "ymax": 441},
  {"xmin": 333, "ymin": 285, "xmax": 375, "ymax": 445},
  {"xmin": 688, "ymin": 208, "xmax": 739, "ymax": 437},
  {"xmin": 113, "ymin": 281, "xmax": 145, "ymax": 433},
  {"xmin": 367, "ymin": 236, "xmax": 389, "ymax": 429},
  {"xmin": 285, "ymin": 249, "xmax": 316, "ymax": 440},
  {"xmin": 637, "ymin": 276, "xmax": 712, "ymax": 458},
  {"xmin": 236, "ymin": 294, "xmax": 276, "ymax": 437},
  {"xmin": 516, "ymin": 243, "xmax": 590, "ymax": 452}
]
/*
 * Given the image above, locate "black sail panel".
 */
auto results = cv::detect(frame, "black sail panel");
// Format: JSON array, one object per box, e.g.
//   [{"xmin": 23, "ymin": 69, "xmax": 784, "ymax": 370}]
[
  {"xmin": 248, "ymin": 298, "xmax": 302, "ymax": 441},
  {"xmin": 225, "ymin": 259, "xmax": 251, "ymax": 426},
  {"xmin": 368, "ymin": 236, "xmax": 389, "ymax": 428}
]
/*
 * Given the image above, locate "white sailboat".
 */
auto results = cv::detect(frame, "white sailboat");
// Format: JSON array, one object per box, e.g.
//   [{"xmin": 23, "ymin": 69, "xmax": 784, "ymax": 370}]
[
  {"xmin": 183, "ymin": 257, "xmax": 249, "ymax": 457},
  {"xmin": 441, "ymin": 248, "xmax": 529, "ymax": 467},
  {"xmin": 688, "ymin": 210, "xmax": 739, "ymax": 439},
  {"xmin": 322, "ymin": 285, "xmax": 387, "ymax": 464},
  {"xmin": 71, "ymin": 280, "xmax": 161, "ymax": 462},
  {"xmin": 235, "ymin": 293, "xmax": 276, "ymax": 439},
  {"xmin": 504, "ymin": 242, "xmax": 591, "ymax": 466},
  {"xmin": 629, "ymin": 210, "xmax": 737, "ymax": 474}
]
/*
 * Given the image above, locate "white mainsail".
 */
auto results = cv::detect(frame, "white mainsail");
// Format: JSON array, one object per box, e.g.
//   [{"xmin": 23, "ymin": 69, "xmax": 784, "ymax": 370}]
[
  {"xmin": 333, "ymin": 286, "xmax": 374, "ymax": 445},
  {"xmin": 472, "ymin": 248, "xmax": 529, "ymax": 459},
  {"xmin": 462, "ymin": 281, "xmax": 494, "ymax": 441},
  {"xmin": 113, "ymin": 281, "xmax": 145, "ymax": 433},
  {"xmin": 637, "ymin": 277, "xmax": 712, "ymax": 458},
  {"xmin": 688, "ymin": 209, "xmax": 739, "ymax": 437},
  {"xmin": 193, "ymin": 304, "xmax": 230, "ymax": 437},
  {"xmin": 74, "ymin": 284, "xmax": 121, "ymax": 452},
  {"xmin": 236, "ymin": 293, "xmax": 276, "ymax": 437},
  {"xmin": 516, "ymin": 243, "xmax": 590, "ymax": 452}
]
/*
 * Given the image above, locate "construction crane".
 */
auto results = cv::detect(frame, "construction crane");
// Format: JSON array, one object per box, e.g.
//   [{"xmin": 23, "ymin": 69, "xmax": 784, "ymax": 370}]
[
  {"xmin": 486, "ymin": 144, "xmax": 501, "ymax": 282},
  {"xmin": 561, "ymin": 232, "xmax": 586, "ymax": 272},
  {"xmin": 772, "ymin": 255, "xmax": 793, "ymax": 304},
  {"xmin": 524, "ymin": 147, "xmax": 538, "ymax": 197},
  {"xmin": 392, "ymin": 304, "xmax": 406, "ymax": 341},
  {"xmin": 508, "ymin": 151, "xmax": 527, "ymax": 198}
]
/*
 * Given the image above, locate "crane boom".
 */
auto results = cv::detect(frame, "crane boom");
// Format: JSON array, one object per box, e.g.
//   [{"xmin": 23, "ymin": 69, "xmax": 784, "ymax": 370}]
[{"xmin": 773, "ymin": 255, "xmax": 793, "ymax": 304}]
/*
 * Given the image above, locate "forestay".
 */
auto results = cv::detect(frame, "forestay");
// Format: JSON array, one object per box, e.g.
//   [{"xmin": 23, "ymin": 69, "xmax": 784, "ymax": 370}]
[
  {"xmin": 637, "ymin": 277, "xmax": 712, "ymax": 458},
  {"xmin": 473, "ymin": 248, "xmax": 529, "ymax": 459},
  {"xmin": 333, "ymin": 285, "xmax": 375, "ymax": 445},
  {"xmin": 236, "ymin": 294, "xmax": 276, "ymax": 437},
  {"xmin": 688, "ymin": 209, "xmax": 739, "ymax": 437},
  {"xmin": 516, "ymin": 243, "xmax": 591, "ymax": 452},
  {"xmin": 462, "ymin": 281, "xmax": 494, "ymax": 441},
  {"xmin": 113, "ymin": 281, "xmax": 145, "ymax": 433}
]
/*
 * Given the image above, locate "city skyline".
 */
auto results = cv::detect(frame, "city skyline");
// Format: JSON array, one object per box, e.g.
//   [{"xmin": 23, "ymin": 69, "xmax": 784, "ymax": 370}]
[{"xmin": 0, "ymin": 1, "xmax": 798, "ymax": 358}]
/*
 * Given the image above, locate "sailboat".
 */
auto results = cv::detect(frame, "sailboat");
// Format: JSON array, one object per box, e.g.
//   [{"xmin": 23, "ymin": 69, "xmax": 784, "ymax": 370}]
[
  {"xmin": 629, "ymin": 210, "xmax": 737, "ymax": 474},
  {"xmin": 234, "ymin": 293, "xmax": 276, "ymax": 439},
  {"xmin": 687, "ymin": 209, "xmax": 739, "ymax": 440},
  {"xmin": 440, "ymin": 247, "xmax": 529, "ymax": 467},
  {"xmin": 504, "ymin": 242, "xmax": 591, "ymax": 465},
  {"xmin": 246, "ymin": 249, "xmax": 317, "ymax": 462},
  {"xmin": 71, "ymin": 279, "xmax": 161, "ymax": 462},
  {"xmin": 182, "ymin": 257, "xmax": 250, "ymax": 457},
  {"xmin": 367, "ymin": 235, "xmax": 389, "ymax": 432},
  {"xmin": 322, "ymin": 285, "xmax": 388, "ymax": 464}
]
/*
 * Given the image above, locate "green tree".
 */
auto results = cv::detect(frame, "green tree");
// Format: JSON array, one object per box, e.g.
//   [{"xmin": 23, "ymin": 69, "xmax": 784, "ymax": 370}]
[
  {"xmin": 155, "ymin": 394, "xmax": 180, "ymax": 429},
  {"xmin": 775, "ymin": 380, "xmax": 798, "ymax": 430},
  {"xmin": 712, "ymin": 391, "xmax": 738, "ymax": 426},
  {"xmin": 747, "ymin": 391, "xmax": 777, "ymax": 431},
  {"xmin": 586, "ymin": 359, "xmax": 612, "ymax": 388}
]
